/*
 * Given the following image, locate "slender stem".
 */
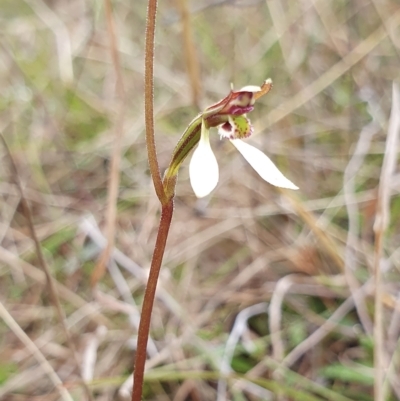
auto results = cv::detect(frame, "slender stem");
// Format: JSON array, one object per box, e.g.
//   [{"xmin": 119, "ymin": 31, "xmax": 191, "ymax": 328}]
[
  {"xmin": 132, "ymin": 201, "xmax": 174, "ymax": 401},
  {"xmin": 133, "ymin": 0, "xmax": 176, "ymax": 398},
  {"xmin": 373, "ymin": 229, "xmax": 384, "ymax": 401},
  {"xmin": 144, "ymin": 0, "xmax": 166, "ymax": 204}
]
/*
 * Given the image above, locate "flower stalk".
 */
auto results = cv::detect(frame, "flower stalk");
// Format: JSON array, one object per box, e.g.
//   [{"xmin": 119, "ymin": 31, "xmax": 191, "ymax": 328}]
[
  {"xmin": 132, "ymin": 0, "xmax": 167, "ymax": 399},
  {"xmin": 131, "ymin": 200, "xmax": 173, "ymax": 401}
]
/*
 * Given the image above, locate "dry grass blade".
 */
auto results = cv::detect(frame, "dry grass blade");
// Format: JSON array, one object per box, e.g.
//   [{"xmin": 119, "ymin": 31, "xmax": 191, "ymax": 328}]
[
  {"xmin": 218, "ymin": 303, "xmax": 270, "ymax": 401},
  {"xmin": 343, "ymin": 122, "xmax": 378, "ymax": 335},
  {"xmin": 261, "ymin": 7, "xmax": 400, "ymax": 130},
  {"xmin": 282, "ymin": 190, "xmax": 344, "ymax": 273},
  {"xmin": 373, "ymin": 83, "xmax": 400, "ymax": 401},
  {"xmin": 1, "ymin": 136, "xmax": 94, "ymax": 400},
  {"xmin": 175, "ymin": 0, "xmax": 202, "ymax": 107},
  {"xmin": 25, "ymin": 0, "xmax": 74, "ymax": 84},
  {"xmin": 91, "ymin": 0, "xmax": 125, "ymax": 287},
  {"xmin": 0, "ymin": 245, "xmax": 111, "ymax": 326},
  {"xmin": 0, "ymin": 301, "xmax": 74, "ymax": 401}
]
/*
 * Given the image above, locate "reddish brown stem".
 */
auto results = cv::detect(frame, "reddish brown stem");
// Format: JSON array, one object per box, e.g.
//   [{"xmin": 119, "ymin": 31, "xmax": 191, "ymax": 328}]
[
  {"xmin": 144, "ymin": 0, "xmax": 166, "ymax": 204},
  {"xmin": 133, "ymin": 0, "xmax": 176, "ymax": 398},
  {"xmin": 131, "ymin": 201, "xmax": 174, "ymax": 401}
]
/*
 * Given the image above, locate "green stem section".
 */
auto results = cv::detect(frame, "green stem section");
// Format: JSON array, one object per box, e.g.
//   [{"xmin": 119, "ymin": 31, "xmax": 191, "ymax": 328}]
[
  {"xmin": 163, "ymin": 114, "xmax": 202, "ymax": 198},
  {"xmin": 132, "ymin": 201, "xmax": 174, "ymax": 401},
  {"xmin": 144, "ymin": 0, "xmax": 166, "ymax": 203}
]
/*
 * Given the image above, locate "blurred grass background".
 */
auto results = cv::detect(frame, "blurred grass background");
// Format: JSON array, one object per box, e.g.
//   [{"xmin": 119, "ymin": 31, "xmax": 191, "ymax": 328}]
[{"xmin": 1, "ymin": 0, "xmax": 400, "ymax": 400}]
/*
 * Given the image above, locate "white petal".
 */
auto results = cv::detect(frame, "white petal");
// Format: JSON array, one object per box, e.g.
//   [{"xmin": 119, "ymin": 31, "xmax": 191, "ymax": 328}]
[
  {"xmin": 238, "ymin": 85, "xmax": 262, "ymax": 93},
  {"xmin": 230, "ymin": 139, "xmax": 298, "ymax": 190},
  {"xmin": 189, "ymin": 126, "xmax": 219, "ymax": 198}
]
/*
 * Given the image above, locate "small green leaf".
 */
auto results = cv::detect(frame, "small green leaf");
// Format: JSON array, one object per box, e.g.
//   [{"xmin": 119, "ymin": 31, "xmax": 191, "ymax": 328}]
[{"xmin": 319, "ymin": 363, "xmax": 373, "ymax": 385}]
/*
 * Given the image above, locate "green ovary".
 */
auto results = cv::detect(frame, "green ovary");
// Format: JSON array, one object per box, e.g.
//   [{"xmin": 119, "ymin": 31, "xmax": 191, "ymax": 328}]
[{"xmin": 232, "ymin": 116, "xmax": 252, "ymax": 139}]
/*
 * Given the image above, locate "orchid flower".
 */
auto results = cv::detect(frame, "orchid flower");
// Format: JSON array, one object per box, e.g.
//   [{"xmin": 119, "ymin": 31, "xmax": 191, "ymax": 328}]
[
  {"xmin": 163, "ymin": 79, "xmax": 298, "ymax": 200},
  {"xmin": 189, "ymin": 80, "xmax": 298, "ymax": 197}
]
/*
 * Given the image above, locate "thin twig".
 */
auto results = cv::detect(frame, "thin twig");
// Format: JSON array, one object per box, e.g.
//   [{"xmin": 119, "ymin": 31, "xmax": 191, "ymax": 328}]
[
  {"xmin": 343, "ymin": 122, "xmax": 379, "ymax": 335},
  {"xmin": 175, "ymin": 0, "xmax": 201, "ymax": 107},
  {"xmin": 383, "ymin": 326, "xmax": 400, "ymax": 399},
  {"xmin": 269, "ymin": 274, "xmax": 354, "ymax": 378},
  {"xmin": 81, "ymin": 326, "xmax": 107, "ymax": 382},
  {"xmin": 269, "ymin": 275, "xmax": 301, "ymax": 365},
  {"xmin": 265, "ymin": 0, "xmax": 294, "ymax": 73},
  {"xmin": 217, "ymin": 303, "xmax": 270, "ymax": 401},
  {"xmin": 283, "ymin": 190, "xmax": 344, "ymax": 272},
  {"xmin": 91, "ymin": 0, "xmax": 125, "ymax": 287},
  {"xmin": 373, "ymin": 83, "xmax": 400, "ymax": 401},
  {"xmin": 280, "ymin": 295, "xmax": 355, "ymax": 370},
  {"xmin": 0, "ymin": 300, "xmax": 74, "ymax": 401}
]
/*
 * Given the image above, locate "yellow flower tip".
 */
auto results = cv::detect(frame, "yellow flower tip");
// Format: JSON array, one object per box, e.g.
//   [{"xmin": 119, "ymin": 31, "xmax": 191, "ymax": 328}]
[{"xmin": 254, "ymin": 79, "xmax": 273, "ymax": 100}]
